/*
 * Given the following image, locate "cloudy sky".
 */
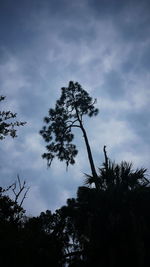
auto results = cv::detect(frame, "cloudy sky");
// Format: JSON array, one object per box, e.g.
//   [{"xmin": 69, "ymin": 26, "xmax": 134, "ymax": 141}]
[{"xmin": 0, "ymin": 0, "xmax": 150, "ymax": 215}]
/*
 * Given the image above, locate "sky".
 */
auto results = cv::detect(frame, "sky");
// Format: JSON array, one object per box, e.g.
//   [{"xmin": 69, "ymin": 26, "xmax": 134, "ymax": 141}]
[{"xmin": 0, "ymin": 0, "xmax": 150, "ymax": 216}]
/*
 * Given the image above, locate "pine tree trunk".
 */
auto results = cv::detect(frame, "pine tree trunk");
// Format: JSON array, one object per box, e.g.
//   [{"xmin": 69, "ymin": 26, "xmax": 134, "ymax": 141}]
[
  {"xmin": 74, "ymin": 104, "xmax": 99, "ymax": 190},
  {"xmin": 80, "ymin": 123, "xmax": 99, "ymax": 190}
]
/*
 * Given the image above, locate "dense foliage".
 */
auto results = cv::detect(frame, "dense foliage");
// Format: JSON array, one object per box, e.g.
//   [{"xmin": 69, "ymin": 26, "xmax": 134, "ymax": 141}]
[
  {"xmin": 0, "ymin": 96, "xmax": 26, "ymax": 140},
  {"xmin": 1, "ymin": 159, "xmax": 150, "ymax": 267}
]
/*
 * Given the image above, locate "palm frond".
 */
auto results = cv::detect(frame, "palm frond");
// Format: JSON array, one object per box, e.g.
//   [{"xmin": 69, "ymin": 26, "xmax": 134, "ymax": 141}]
[{"xmin": 84, "ymin": 173, "xmax": 95, "ymax": 185}]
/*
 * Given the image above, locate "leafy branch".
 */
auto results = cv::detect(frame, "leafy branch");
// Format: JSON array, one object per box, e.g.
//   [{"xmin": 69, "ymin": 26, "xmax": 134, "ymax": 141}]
[{"xmin": 0, "ymin": 96, "xmax": 26, "ymax": 140}]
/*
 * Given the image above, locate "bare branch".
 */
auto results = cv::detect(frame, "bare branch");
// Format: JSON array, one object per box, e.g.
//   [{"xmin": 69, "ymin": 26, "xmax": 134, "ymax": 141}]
[
  {"xmin": 103, "ymin": 145, "xmax": 109, "ymax": 172},
  {"xmin": 20, "ymin": 186, "xmax": 30, "ymax": 207},
  {"xmin": 17, "ymin": 174, "xmax": 22, "ymax": 190},
  {"xmin": 11, "ymin": 175, "xmax": 29, "ymax": 207},
  {"xmin": 66, "ymin": 124, "xmax": 80, "ymax": 129},
  {"xmin": 66, "ymin": 119, "xmax": 78, "ymax": 125},
  {"xmin": 0, "ymin": 183, "xmax": 16, "ymax": 193}
]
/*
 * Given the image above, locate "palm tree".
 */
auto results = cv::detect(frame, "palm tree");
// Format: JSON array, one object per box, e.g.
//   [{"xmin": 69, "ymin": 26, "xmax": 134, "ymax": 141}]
[
  {"xmin": 75, "ymin": 147, "xmax": 150, "ymax": 266},
  {"xmin": 85, "ymin": 146, "xmax": 149, "ymax": 192}
]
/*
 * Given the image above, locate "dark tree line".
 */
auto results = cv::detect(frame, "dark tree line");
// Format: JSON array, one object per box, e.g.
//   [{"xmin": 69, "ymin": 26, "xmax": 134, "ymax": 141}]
[{"xmin": 1, "ymin": 154, "xmax": 150, "ymax": 266}]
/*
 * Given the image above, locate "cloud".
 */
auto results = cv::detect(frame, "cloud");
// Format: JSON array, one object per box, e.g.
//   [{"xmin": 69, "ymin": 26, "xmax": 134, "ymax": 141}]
[
  {"xmin": 0, "ymin": 51, "xmax": 30, "ymax": 116},
  {"xmin": 23, "ymin": 185, "xmax": 49, "ymax": 216},
  {"xmin": 94, "ymin": 119, "xmax": 138, "ymax": 148},
  {"xmin": 125, "ymin": 73, "xmax": 150, "ymax": 110}
]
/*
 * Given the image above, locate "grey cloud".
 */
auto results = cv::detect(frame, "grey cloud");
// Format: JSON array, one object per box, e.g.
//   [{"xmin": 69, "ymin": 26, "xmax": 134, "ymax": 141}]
[{"xmin": 102, "ymin": 71, "xmax": 125, "ymax": 99}]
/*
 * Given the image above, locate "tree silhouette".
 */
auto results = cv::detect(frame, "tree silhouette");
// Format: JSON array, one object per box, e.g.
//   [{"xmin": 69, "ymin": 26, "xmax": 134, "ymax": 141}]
[
  {"xmin": 45, "ymin": 148, "xmax": 149, "ymax": 266},
  {"xmin": 0, "ymin": 96, "xmax": 26, "ymax": 140},
  {"xmin": 40, "ymin": 81, "xmax": 99, "ymax": 189},
  {"xmin": 0, "ymin": 187, "xmax": 25, "ymax": 223},
  {"xmin": 61, "ymin": 154, "xmax": 150, "ymax": 266}
]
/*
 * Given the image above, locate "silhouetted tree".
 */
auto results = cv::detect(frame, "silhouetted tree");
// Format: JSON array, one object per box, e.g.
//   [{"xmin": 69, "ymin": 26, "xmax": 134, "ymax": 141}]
[
  {"xmin": 0, "ymin": 190, "xmax": 65, "ymax": 266},
  {"xmin": 62, "ymin": 150, "xmax": 150, "ymax": 267},
  {"xmin": 40, "ymin": 81, "xmax": 99, "ymax": 189},
  {"xmin": 21, "ymin": 211, "xmax": 64, "ymax": 267},
  {"xmin": 0, "ymin": 95, "xmax": 26, "ymax": 140},
  {"xmin": 0, "ymin": 187, "xmax": 25, "ymax": 266},
  {"xmin": 0, "ymin": 187, "xmax": 25, "ymax": 223},
  {"xmin": 11, "ymin": 175, "xmax": 30, "ymax": 207}
]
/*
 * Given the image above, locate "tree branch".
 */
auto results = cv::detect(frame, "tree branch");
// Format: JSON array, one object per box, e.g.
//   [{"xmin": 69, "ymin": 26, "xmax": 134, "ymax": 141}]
[
  {"xmin": 66, "ymin": 119, "xmax": 78, "ymax": 125},
  {"xmin": 67, "ymin": 124, "xmax": 80, "ymax": 129},
  {"xmin": 103, "ymin": 145, "xmax": 109, "ymax": 172},
  {"xmin": 11, "ymin": 175, "xmax": 30, "ymax": 207}
]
